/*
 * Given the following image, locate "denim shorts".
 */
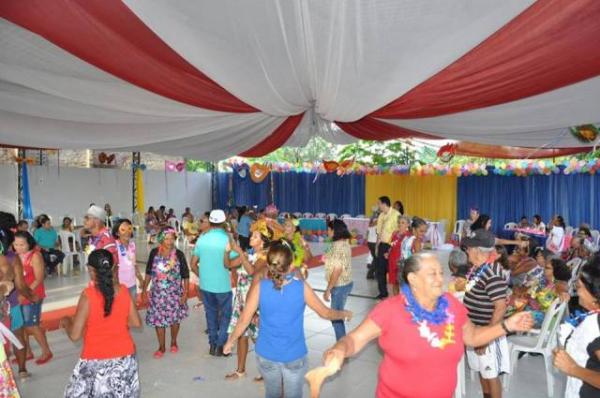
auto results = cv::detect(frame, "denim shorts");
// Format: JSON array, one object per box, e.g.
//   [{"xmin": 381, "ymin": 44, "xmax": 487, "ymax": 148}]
[{"xmin": 22, "ymin": 300, "xmax": 43, "ymax": 327}]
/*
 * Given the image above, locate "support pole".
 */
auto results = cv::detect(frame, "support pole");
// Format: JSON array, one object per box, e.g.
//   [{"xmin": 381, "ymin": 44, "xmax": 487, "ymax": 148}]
[
  {"xmin": 210, "ymin": 162, "xmax": 218, "ymax": 210},
  {"xmin": 132, "ymin": 152, "xmax": 141, "ymax": 214}
]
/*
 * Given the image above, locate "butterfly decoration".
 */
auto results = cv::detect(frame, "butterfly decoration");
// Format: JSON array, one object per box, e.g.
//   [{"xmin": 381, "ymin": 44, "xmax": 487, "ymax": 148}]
[
  {"xmin": 570, "ymin": 124, "xmax": 599, "ymax": 144},
  {"xmin": 233, "ymin": 163, "xmax": 250, "ymax": 179},
  {"xmin": 165, "ymin": 160, "xmax": 185, "ymax": 172},
  {"xmin": 13, "ymin": 156, "xmax": 36, "ymax": 165},
  {"xmin": 98, "ymin": 152, "xmax": 116, "ymax": 164},
  {"xmin": 323, "ymin": 159, "xmax": 355, "ymax": 175}
]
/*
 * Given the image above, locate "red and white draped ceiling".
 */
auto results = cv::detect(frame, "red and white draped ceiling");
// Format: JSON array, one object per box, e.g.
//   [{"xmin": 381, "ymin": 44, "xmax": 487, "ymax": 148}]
[{"xmin": 1, "ymin": 0, "xmax": 599, "ymax": 160}]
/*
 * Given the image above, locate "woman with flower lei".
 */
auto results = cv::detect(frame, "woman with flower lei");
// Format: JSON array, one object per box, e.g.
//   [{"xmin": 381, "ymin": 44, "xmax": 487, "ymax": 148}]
[
  {"xmin": 312, "ymin": 253, "xmax": 533, "ymax": 398},
  {"xmin": 141, "ymin": 228, "xmax": 189, "ymax": 359},
  {"xmin": 507, "ymin": 257, "xmax": 571, "ymax": 328},
  {"xmin": 282, "ymin": 218, "xmax": 312, "ymax": 279}
]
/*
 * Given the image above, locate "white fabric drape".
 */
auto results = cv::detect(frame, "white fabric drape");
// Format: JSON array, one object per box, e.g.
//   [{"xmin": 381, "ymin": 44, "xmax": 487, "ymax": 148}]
[
  {"xmin": 124, "ymin": 0, "xmax": 532, "ymax": 121},
  {"xmin": 380, "ymin": 76, "xmax": 600, "ymax": 147},
  {"xmin": 0, "ymin": 19, "xmax": 287, "ymax": 160}
]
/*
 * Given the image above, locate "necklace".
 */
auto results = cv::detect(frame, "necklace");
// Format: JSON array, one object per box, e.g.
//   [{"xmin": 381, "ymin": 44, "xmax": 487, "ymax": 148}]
[
  {"xmin": 465, "ymin": 264, "xmax": 489, "ymax": 293},
  {"xmin": 402, "ymin": 285, "xmax": 455, "ymax": 349}
]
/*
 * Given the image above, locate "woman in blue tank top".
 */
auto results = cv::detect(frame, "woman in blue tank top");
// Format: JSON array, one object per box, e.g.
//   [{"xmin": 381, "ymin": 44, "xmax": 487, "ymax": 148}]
[{"xmin": 224, "ymin": 240, "xmax": 352, "ymax": 398}]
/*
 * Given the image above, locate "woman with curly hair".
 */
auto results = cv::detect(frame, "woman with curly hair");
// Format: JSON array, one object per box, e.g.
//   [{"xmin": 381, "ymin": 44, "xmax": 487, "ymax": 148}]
[
  {"xmin": 61, "ymin": 249, "xmax": 142, "ymax": 397},
  {"xmin": 224, "ymin": 241, "xmax": 351, "ymax": 398},
  {"xmin": 141, "ymin": 228, "xmax": 190, "ymax": 358}
]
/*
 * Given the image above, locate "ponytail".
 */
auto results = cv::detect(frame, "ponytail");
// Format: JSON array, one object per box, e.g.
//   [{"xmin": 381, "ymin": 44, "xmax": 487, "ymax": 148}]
[
  {"xmin": 266, "ymin": 240, "xmax": 294, "ymax": 290},
  {"xmin": 87, "ymin": 249, "xmax": 115, "ymax": 317}
]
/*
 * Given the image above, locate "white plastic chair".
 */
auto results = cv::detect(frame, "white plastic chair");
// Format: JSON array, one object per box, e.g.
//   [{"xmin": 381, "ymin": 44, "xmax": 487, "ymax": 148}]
[
  {"xmin": 327, "ymin": 213, "xmax": 337, "ymax": 220},
  {"xmin": 507, "ymin": 298, "xmax": 567, "ymax": 397},
  {"xmin": 565, "ymin": 226, "xmax": 574, "ymax": 237},
  {"xmin": 355, "ymin": 214, "xmax": 366, "ymax": 219},
  {"xmin": 591, "ymin": 230, "xmax": 600, "ymax": 247},
  {"xmin": 58, "ymin": 230, "xmax": 84, "ymax": 276},
  {"xmin": 314, "ymin": 213, "xmax": 326, "ymax": 219},
  {"xmin": 453, "ymin": 220, "xmax": 465, "ymax": 241},
  {"xmin": 302, "ymin": 212, "xmax": 313, "ymax": 219},
  {"xmin": 292, "ymin": 212, "xmax": 302, "ymax": 218},
  {"xmin": 340, "ymin": 214, "xmax": 351, "ymax": 219},
  {"xmin": 168, "ymin": 218, "xmax": 181, "ymax": 234},
  {"xmin": 567, "ymin": 258, "xmax": 584, "ymax": 296},
  {"xmin": 504, "ymin": 222, "xmax": 518, "ymax": 230}
]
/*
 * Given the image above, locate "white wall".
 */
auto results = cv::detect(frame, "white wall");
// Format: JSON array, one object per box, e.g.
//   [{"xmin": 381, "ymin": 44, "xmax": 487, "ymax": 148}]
[
  {"xmin": 0, "ymin": 164, "xmax": 17, "ymax": 214},
  {"xmin": 0, "ymin": 165, "xmax": 211, "ymax": 222},
  {"xmin": 143, "ymin": 170, "xmax": 212, "ymax": 217}
]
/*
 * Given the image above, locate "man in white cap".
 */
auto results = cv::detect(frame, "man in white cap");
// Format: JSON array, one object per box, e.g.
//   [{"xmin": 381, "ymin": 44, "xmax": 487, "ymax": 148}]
[
  {"xmin": 190, "ymin": 209, "xmax": 239, "ymax": 357},
  {"xmin": 84, "ymin": 205, "xmax": 118, "ymax": 266}
]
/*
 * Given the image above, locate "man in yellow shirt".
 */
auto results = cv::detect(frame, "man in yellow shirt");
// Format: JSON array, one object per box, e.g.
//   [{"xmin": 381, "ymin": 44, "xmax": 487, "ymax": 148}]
[{"xmin": 375, "ymin": 196, "xmax": 400, "ymax": 299}]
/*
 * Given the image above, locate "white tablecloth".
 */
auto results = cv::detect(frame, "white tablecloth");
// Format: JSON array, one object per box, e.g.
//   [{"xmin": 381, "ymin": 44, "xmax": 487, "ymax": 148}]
[{"xmin": 343, "ymin": 217, "xmax": 370, "ymax": 238}]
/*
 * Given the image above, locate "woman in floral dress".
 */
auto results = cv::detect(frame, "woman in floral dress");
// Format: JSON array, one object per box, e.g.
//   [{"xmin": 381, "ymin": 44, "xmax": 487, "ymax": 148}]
[
  {"xmin": 225, "ymin": 227, "xmax": 272, "ymax": 381},
  {"xmin": 141, "ymin": 228, "xmax": 189, "ymax": 358}
]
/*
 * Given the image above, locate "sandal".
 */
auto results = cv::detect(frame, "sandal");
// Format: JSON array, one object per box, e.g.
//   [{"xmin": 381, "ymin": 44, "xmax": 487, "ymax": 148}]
[
  {"xmin": 225, "ymin": 370, "xmax": 246, "ymax": 380},
  {"xmin": 153, "ymin": 350, "xmax": 164, "ymax": 359},
  {"xmin": 170, "ymin": 345, "xmax": 179, "ymax": 354},
  {"xmin": 18, "ymin": 371, "xmax": 30, "ymax": 379},
  {"xmin": 35, "ymin": 353, "xmax": 53, "ymax": 366},
  {"xmin": 253, "ymin": 376, "xmax": 264, "ymax": 383}
]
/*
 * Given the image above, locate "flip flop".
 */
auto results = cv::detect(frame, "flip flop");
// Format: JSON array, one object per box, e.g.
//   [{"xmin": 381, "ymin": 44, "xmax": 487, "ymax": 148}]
[
  {"xmin": 153, "ymin": 350, "xmax": 164, "ymax": 359},
  {"xmin": 35, "ymin": 353, "xmax": 53, "ymax": 366},
  {"xmin": 225, "ymin": 370, "xmax": 246, "ymax": 381},
  {"xmin": 170, "ymin": 345, "xmax": 179, "ymax": 354}
]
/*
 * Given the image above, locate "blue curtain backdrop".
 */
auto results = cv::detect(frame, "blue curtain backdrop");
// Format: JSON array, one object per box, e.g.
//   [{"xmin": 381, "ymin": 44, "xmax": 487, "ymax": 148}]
[
  {"xmin": 216, "ymin": 172, "xmax": 365, "ymax": 215},
  {"xmin": 458, "ymin": 172, "xmax": 600, "ymax": 233}
]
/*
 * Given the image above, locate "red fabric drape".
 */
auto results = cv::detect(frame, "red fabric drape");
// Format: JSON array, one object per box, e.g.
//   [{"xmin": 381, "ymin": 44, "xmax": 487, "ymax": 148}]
[
  {"xmin": 239, "ymin": 114, "xmax": 304, "ymax": 158},
  {"xmin": 0, "ymin": 0, "xmax": 256, "ymax": 113},
  {"xmin": 452, "ymin": 142, "xmax": 591, "ymax": 159},
  {"xmin": 336, "ymin": 117, "xmax": 437, "ymax": 141},
  {"xmin": 373, "ymin": 0, "xmax": 600, "ymax": 119}
]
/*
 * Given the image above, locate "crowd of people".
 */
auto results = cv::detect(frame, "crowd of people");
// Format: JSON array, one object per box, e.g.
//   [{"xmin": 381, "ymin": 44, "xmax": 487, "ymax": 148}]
[{"xmin": 0, "ymin": 196, "xmax": 599, "ymax": 398}]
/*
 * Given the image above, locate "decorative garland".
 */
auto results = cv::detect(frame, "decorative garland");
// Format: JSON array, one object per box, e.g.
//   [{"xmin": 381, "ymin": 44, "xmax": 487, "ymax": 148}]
[
  {"xmin": 223, "ymin": 158, "xmax": 600, "ymax": 178},
  {"xmin": 165, "ymin": 160, "xmax": 185, "ymax": 172},
  {"xmin": 402, "ymin": 284, "xmax": 455, "ymax": 349},
  {"xmin": 464, "ymin": 264, "xmax": 489, "ymax": 293}
]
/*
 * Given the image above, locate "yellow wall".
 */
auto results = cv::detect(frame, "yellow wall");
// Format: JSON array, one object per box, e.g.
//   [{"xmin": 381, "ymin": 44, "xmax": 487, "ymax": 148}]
[{"xmin": 365, "ymin": 175, "xmax": 457, "ymax": 234}]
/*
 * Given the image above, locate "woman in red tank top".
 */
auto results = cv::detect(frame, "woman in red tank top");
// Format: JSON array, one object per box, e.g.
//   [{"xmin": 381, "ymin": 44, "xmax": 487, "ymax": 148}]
[
  {"xmin": 13, "ymin": 231, "xmax": 53, "ymax": 366},
  {"xmin": 61, "ymin": 249, "xmax": 142, "ymax": 398}
]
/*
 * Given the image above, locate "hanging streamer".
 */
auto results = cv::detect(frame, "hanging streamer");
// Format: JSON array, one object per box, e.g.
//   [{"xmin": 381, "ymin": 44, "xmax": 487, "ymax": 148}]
[
  {"xmin": 270, "ymin": 171, "xmax": 275, "ymax": 204},
  {"xmin": 135, "ymin": 168, "xmax": 145, "ymax": 212},
  {"xmin": 21, "ymin": 163, "xmax": 33, "ymax": 219}
]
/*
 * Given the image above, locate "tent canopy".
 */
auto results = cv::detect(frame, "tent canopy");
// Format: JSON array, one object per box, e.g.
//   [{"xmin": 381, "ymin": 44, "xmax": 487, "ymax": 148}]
[{"xmin": 1, "ymin": 0, "xmax": 599, "ymax": 160}]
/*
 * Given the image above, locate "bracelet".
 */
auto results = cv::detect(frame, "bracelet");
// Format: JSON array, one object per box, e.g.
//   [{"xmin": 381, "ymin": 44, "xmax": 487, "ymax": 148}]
[{"xmin": 501, "ymin": 320, "xmax": 511, "ymax": 334}]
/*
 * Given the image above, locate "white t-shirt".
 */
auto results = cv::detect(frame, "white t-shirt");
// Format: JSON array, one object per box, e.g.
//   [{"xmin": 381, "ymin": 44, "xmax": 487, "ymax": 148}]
[
  {"xmin": 546, "ymin": 226, "xmax": 565, "ymax": 253},
  {"xmin": 534, "ymin": 221, "xmax": 546, "ymax": 232},
  {"xmin": 367, "ymin": 226, "xmax": 378, "ymax": 243},
  {"xmin": 560, "ymin": 313, "xmax": 600, "ymax": 398}
]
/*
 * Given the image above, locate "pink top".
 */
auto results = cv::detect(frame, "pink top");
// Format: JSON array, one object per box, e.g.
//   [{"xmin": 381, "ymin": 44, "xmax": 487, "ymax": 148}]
[{"xmin": 116, "ymin": 241, "xmax": 137, "ymax": 288}]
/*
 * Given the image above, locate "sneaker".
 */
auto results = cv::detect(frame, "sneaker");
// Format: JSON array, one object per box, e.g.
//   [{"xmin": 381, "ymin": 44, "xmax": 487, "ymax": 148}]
[{"xmin": 209, "ymin": 345, "xmax": 217, "ymax": 356}]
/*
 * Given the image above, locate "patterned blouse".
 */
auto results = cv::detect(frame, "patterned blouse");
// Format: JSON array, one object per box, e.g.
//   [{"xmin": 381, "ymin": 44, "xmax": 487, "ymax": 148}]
[{"xmin": 324, "ymin": 240, "xmax": 352, "ymax": 287}]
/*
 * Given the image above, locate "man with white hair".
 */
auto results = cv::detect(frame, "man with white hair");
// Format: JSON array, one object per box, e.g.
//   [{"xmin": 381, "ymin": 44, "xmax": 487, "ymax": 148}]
[
  {"xmin": 84, "ymin": 205, "xmax": 118, "ymax": 266},
  {"xmin": 462, "ymin": 229, "xmax": 509, "ymax": 398}
]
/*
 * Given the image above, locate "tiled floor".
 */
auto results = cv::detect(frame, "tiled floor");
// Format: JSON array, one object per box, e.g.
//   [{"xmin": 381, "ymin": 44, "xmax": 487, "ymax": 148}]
[{"xmin": 21, "ymin": 242, "xmax": 564, "ymax": 397}]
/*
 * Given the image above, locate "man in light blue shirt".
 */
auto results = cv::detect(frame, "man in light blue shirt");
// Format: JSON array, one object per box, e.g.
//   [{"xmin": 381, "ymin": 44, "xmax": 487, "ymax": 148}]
[
  {"xmin": 191, "ymin": 209, "xmax": 238, "ymax": 357},
  {"xmin": 237, "ymin": 208, "xmax": 254, "ymax": 251}
]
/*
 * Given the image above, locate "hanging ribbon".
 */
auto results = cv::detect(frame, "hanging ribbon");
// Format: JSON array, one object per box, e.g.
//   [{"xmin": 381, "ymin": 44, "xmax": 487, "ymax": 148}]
[
  {"xmin": 135, "ymin": 168, "xmax": 145, "ymax": 212},
  {"xmin": 227, "ymin": 172, "xmax": 234, "ymax": 207},
  {"xmin": 21, "ymin": 162, "xmax": 33, "ymax": 219},
  {"xmin": 270, "ymin": 171, "xmax": 275, "ymax": 204}
]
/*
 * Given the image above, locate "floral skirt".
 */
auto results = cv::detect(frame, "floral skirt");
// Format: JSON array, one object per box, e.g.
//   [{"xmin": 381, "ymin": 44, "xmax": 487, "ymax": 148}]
[
  {"xmin": 0, "ymin": 358, "xmax": 20, "ymax": 398},
  {"xmin": 227, "ymin": 272, "xmax": 258, "ymax": 338},
  {"xmin": 145, "ymin": 281, "xmax": 189, "ymax": 328},
  {"xmin": 64, "ymin": 354, "xmax": 139, "ymax": 398}
]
